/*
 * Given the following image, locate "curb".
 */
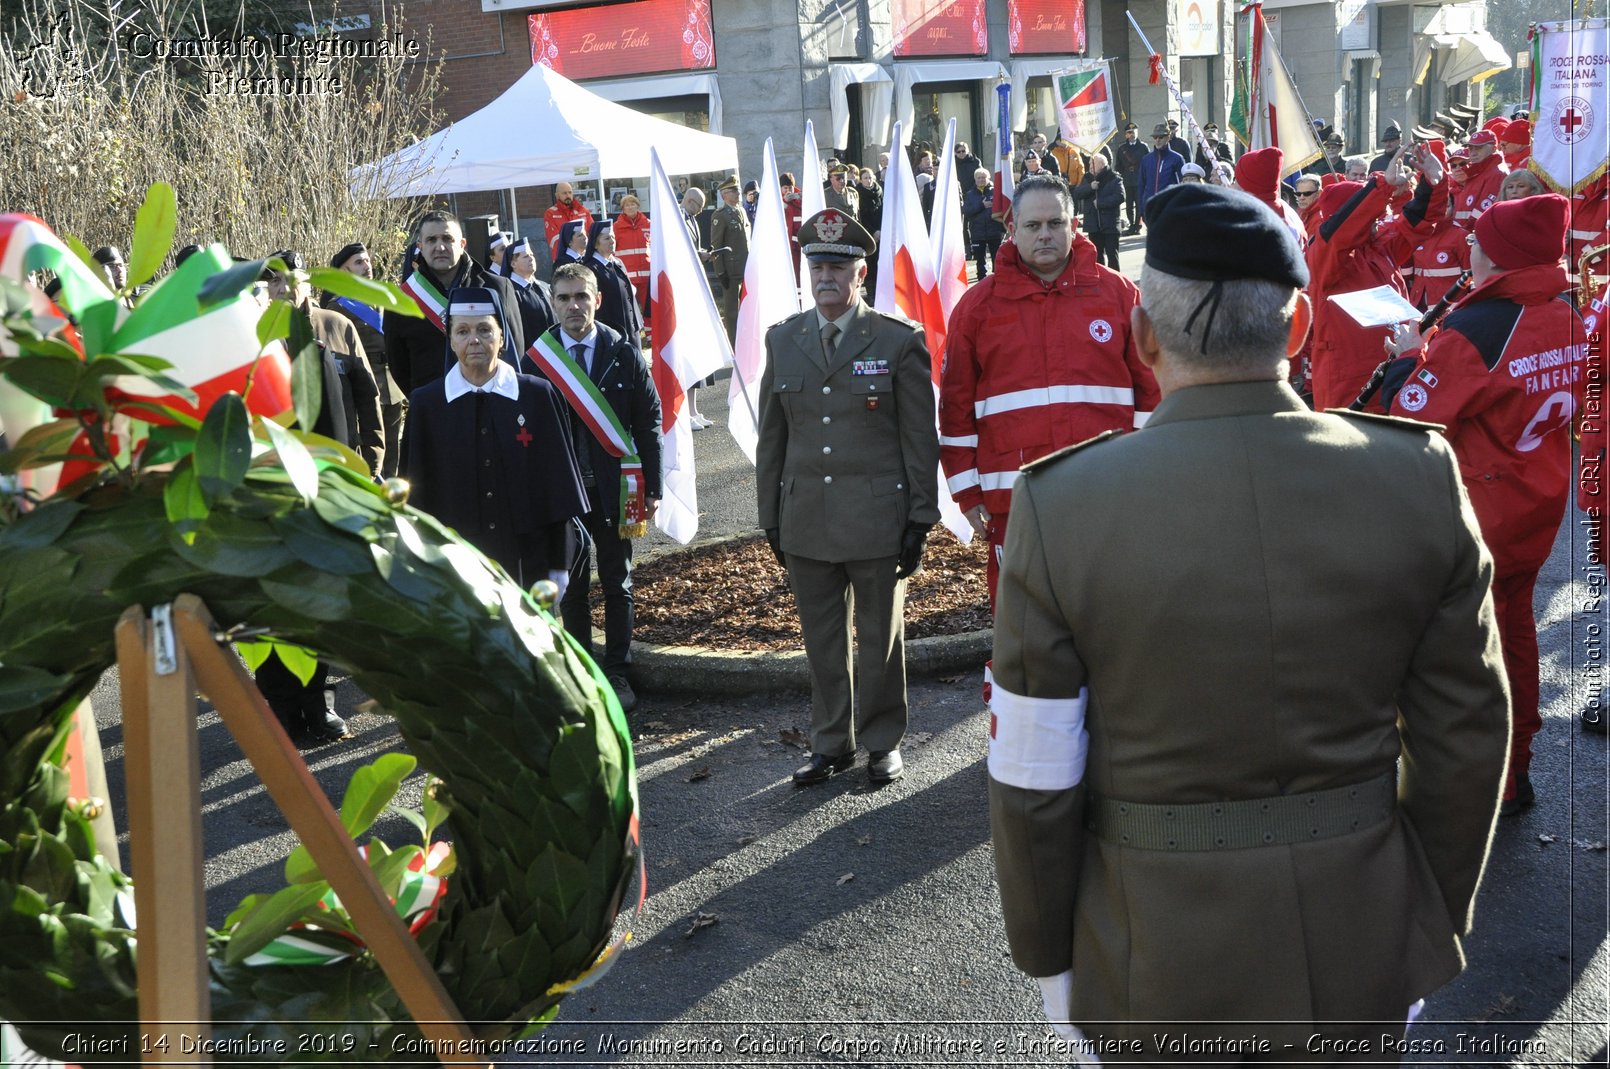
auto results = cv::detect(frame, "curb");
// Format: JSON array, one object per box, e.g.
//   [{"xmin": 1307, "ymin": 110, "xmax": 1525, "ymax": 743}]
[{"xmin": 630, "ymin": 627, "xmax": 993, "ymax": 697}]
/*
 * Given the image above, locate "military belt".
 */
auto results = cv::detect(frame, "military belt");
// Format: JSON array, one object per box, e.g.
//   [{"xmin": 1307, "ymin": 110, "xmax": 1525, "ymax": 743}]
[{"xmin": 1085, "ymin": 772, "xmax": 1396, "ymax": 852}]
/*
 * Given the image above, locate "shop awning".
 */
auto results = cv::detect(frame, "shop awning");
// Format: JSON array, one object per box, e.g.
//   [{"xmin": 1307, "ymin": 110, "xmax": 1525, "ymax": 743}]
[
  {"xmin": 582, "ymin": 72, "xmax": 726, "ymax": 136},
  {"xmin": 892, "ymin": 60, "xmax": 1009, "ymax": 146},
  {"xmin": 1009, "ymin": 58, "xmax": 1079, "ymax": 133},
  {"xmin": 829, "ymin": 63, "xmax": 894, "ymax": 152},
  {"xmin": 1436, "ymin": 30, "xmax": 1512, "ymax": 85}
]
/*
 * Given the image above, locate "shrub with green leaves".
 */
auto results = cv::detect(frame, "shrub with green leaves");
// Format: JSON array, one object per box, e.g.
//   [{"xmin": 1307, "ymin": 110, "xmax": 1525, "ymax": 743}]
[{"xmin": 0, "ymin": 188, "xmax": 638, "ymax": 1060}]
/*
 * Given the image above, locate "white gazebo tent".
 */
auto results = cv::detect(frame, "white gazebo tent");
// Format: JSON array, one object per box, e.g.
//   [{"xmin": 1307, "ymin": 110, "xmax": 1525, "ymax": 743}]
[{"xmin": 353, "ymin": 62, "xmax": 739, "ymax": 219}]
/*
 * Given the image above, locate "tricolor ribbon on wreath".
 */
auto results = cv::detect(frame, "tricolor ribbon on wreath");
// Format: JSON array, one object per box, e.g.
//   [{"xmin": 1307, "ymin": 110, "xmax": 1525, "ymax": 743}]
[
  {"xmin": 525, "ymin": 328, "xmax": 649, "ymax": 538},
  {"xmin": 243, "ymin": 842, "xmax": 452, "ymax": 967},
  {"xmin": 0, "ymin": 213, "xmax": 294, "ymax": 494}
]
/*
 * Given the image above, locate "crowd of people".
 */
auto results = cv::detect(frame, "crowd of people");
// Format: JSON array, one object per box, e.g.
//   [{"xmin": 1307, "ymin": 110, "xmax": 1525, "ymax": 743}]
[{"xmin": 38, "ymin": 97, "xmax": 1604, "ymax": 1051}]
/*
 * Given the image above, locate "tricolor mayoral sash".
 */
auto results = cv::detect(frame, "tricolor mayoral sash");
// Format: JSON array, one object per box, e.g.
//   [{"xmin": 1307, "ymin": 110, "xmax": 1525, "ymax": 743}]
[{"xmin": 526, "ymin": 329, "xmax": 648, "ymax": 538}]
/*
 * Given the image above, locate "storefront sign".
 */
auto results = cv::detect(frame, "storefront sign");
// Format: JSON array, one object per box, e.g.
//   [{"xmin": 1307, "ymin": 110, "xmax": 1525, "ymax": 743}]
[
  {"xmin": 529, "ymin": 0, "xmax": 714, "ymax": 79},
  {"xmin": 1173, "ymin": 0, "xmax": 1219, "ymax": 57},
  {"xmin": 1007, "ymin": 0, "xmax": 1087, "ymax": 55},
  {"xmin": 892, "ymin": 0, "xmax": 988, "ymax": 58}
]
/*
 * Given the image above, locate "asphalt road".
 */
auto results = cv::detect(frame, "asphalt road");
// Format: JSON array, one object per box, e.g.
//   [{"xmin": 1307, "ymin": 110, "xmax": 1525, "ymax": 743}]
[{"xmin": 66, "ymin": 234, "xmax": 1610, "ymax": 1066}]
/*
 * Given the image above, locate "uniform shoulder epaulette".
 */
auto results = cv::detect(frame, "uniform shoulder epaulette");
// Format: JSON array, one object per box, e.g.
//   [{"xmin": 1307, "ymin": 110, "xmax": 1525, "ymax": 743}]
[
  {"xmin": 864, "ymin": 305, "xmax": 923, "ymax": 331},
  {"xmin": 1330, "ymin": 409, "xmax": 1446, "ymax": 434},
  {"xmin": 1021, "ymin": 429, "xmax": 1123, "ymax": 474}
]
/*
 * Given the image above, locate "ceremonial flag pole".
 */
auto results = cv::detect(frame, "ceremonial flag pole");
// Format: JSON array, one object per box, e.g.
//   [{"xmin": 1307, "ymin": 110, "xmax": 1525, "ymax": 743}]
[
  {"xmin": 991, "ymin": 82, "xmax": 1015, "ymax": 225},
  {"xmin": 729, "ymin": 138, "xmax": 801, "ymax": 464},
  {"xmin": 1126, "ymin": 11, "xmax": 1216, "ymax": 168},
  {"xmin": 647, "ymin": 148, "xmax": 731, "ymax": 544},
  {"xmin": 1228, "ymin": 2, "xmax": 1324, "ymax": 176}
]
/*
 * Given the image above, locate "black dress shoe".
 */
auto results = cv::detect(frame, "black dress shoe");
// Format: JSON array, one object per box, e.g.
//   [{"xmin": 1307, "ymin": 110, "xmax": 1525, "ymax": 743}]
[
  {"xmin": 1583, "ymin": 702, "xmax": 1607, "ymax": 735},
  {"xmin": 868, "ymin": 748, "xmax": 904, "ymax": 784},
  {"xmin": 793, "ymin": 752, "xmax": 855, "ymax": 785},
  {"xmin": 1499, "ymin": 774, "xmax": 1535, "ymax": 817}
]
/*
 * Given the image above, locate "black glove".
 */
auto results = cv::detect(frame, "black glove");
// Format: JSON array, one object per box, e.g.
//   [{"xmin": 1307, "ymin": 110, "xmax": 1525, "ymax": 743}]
[
  {"xmin": 894, "ymin": 523, "xmax": 932, "ymax": 580},
  {"xmin": 764, "ymin": 528, "xmax": 786, "ymax": 568}
]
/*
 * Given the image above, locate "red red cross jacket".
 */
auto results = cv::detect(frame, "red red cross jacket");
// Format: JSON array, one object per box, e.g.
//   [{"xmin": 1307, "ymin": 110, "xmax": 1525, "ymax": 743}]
[
  {"xmin": 1389, "ymin": 262, "xmax": 1586, "ymax": 577},
  {"xmin": 939, "ymin": 237, "xmax": 1157, "ymax": 517},
  {"xmin": 1305, "ymin": 175, "xmax": 1410, "ymax": 409},
  {"xmin": 1453, "ymin": 153, "xmax": 1508, "ymax": 226}
]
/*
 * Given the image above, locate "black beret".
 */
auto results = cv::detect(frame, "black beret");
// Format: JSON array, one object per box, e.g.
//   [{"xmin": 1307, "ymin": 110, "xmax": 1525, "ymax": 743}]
[
  {"xmin": 270, "ymin": 249, "xmax": 306, "ymax": 271},
  {"xmin": 330, "ymin": 242, "xmax": 366, "ymax": 268},
  {"xmin": 91, "ymin": 245, "xmax": 123, "ymax": 265},
  {"xmin": 1143, "ymin": 185, "xmax": 1308, "ymax": 288}
]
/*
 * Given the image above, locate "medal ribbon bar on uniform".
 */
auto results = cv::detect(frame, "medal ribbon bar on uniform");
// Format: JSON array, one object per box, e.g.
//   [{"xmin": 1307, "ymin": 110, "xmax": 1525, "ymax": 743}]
[{"xmin": 526, "ymin": 329, "xmax": 648, "ymax": 537}]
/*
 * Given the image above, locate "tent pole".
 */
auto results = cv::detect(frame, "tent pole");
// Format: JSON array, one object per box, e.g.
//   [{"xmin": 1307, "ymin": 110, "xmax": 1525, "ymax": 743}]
[{"xmin": 508, "ymin": 187, "xmax": 520, "ymax": 234}]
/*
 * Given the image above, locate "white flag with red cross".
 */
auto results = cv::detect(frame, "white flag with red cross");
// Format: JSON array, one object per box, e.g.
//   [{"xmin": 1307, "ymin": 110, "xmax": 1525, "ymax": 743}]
[
  {"xmin": 728, "ymin": 138, "xmax": 802, "ymax": 464},
  {"xmin": 648, "ymin": 148, "xmax": 731, "ymax": 544},
  {"xmin": 873, "ymin": 122, "xmax": 971, "ymax": 542}
]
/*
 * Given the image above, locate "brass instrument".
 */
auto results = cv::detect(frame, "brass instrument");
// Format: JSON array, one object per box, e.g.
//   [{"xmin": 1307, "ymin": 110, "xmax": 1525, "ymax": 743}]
[{"xmin": 1579, "ymin": 239, "xmax": 1610, "ymax": 310}]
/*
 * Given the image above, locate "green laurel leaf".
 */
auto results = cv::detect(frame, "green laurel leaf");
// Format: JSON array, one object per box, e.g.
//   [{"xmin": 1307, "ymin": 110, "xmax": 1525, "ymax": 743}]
[
  {"xmin": 161, "ymin": 463, "xmax": 208, "ymax": 544},
  {"xmin": 308, "ymin": 268, "xmax": 421, "ymax": 315},
  {"xmin": 127, "ymin": 182, "xmax": 178, "ymax": 290},
  {"xmin": 194, "ymin": 393, "xmax": 251, "ymax": 506},
  {"xmin": 222, "ymin": 881, "xmax": 330, "ymax": 966}
]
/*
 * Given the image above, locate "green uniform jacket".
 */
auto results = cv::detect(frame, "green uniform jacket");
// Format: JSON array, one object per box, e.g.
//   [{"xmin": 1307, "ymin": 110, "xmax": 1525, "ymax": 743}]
[
  {"xmin": 989, "ymin": 380, "xmax": 1509, "ymax": 1030},
  {"xmin": 709, "ymin": 202, "xmax": 750, "ymax": 290},
  {"xmin": 756, "ymin": 302, "xmax": 940, "ymax": 561}
]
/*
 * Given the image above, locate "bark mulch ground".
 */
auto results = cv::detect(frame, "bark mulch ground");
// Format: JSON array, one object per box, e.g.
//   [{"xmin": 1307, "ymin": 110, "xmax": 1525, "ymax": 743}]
[{"xmin": 602, "ymin": 530, "xmax": 991, "ymax": 651}]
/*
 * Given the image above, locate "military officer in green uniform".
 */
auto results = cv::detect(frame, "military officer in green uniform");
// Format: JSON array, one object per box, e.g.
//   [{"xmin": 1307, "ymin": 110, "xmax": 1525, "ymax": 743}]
[
  {"xmin": 757, "ymin": 208, "xmax": 940, "ymax": 786},
  {"xmin": 709, "ymin": 175, "xmax": 751, "ymax": 344},
  {"xmin": 988, "ymin": 184, "xmax": 1510, "ymax": 1057}
]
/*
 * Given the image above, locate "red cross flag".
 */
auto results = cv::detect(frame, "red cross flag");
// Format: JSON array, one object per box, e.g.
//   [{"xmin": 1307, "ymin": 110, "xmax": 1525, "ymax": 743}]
[
  {"xmin": 872, "ymin": 122, "xmax": 971, "ymax": 542},
  {"xmin": 648, "ymin": 147, "xmax": 731, "ymax": 544},
  {"xmin": 728, "ymin": 137, "xmax": 801, "ymax": 463},
  {"xmin": 1529, "ymin": 18, "xmax": 1610, "ymax": 194}
]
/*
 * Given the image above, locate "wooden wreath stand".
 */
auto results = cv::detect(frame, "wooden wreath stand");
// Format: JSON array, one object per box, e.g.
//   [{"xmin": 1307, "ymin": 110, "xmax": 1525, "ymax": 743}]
[{"xmin": 115, "ymin": 594, "xmax": 490, "ymax": 1068}]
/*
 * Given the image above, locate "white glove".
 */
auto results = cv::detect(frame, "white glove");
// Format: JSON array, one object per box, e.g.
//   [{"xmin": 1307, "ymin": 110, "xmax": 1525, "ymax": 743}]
[
  {"xmin": 547, "ymin": 568, "xmax": 570, "ymax": 604},
  {"xmin": 1037, "ymin": 971, "xmax": 1102, "ymax": 1065}
]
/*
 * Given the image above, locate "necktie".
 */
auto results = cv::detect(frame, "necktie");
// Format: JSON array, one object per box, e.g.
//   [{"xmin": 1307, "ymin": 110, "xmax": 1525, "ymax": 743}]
[
  {"xmin": 820, "ymin": 321, "xmax": 839, "ymax": 361},
  {"xmin": 571, "ymin": 343, "xmax": 589, "ymax": 378}
]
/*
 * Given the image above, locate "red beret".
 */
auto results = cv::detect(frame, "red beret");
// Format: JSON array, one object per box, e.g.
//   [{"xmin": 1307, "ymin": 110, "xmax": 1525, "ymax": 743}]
[
  {"xmin": 1481, "ymin": 117, "xmax": 1511, "ymax": 137},
  {"xmin": 1234, "ymin": 147, "xmax": 1283, "ymax": 207},
  {"xmin": 1473, "ymin": 193, "xmax": 1569, "ymax": 269},
  {"xmin": 1315, "ymin": 180, "xmax": 1364, "ymax": 218},
  {"xmin": 1467, "ymin": 129, "xmax": 1499, "ymax": 148},
  {"xmin": 1505, "ymin": 119, "xmax": 1532, "ymax": 145}
]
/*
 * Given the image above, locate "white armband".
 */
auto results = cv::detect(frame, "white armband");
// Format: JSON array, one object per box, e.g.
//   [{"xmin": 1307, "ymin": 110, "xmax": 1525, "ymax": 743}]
[{"xmin": 988, "ymin": 684, "xmax": 1088, "ymax": 790}]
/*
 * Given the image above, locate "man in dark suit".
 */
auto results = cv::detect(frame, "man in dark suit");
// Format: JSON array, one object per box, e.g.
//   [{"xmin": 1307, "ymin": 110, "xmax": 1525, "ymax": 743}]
[
  {"xmin": 384, "ymin": 210, "xmax": 525, "ymax": 397},
  {"xmin": 403, "ymin": 286, "xmax": 587, "ymax": 589},
  {"xmin": 756, "ymin": 209, "xmax": 941, "ymax": 786},
  {"xmin": 988, "ymin": 184, "xmax": 1509, "ymax": 1055},
  {"xmin": 540, "ymin": 263, "xmax": 663, "ymax": 714}
]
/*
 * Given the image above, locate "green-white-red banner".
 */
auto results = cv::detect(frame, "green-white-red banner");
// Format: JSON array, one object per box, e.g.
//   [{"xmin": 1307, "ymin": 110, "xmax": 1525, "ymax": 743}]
[{"xmin": 1055, "ymin": 61, "xmax": 1116, "ymax": 152}]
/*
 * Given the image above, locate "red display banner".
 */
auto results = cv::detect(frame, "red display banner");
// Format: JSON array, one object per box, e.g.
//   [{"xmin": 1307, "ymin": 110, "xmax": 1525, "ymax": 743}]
[
  {"xmin": 891, "ymin": 0, "xmax": 988, "ymax": 58},
  {"xmin": 529, "ymin": 0, "xmax": 714, "ymax": 80},
  {"xmin": 1007, "ymin": 0, "xmax": 1087, "ymax": 55}
]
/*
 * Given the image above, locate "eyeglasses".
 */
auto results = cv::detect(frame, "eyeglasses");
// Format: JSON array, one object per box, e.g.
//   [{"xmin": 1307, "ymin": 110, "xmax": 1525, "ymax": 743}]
[{"xmin": 1294, "ymin": 189, "xmax": 1319, "ymax": 198}]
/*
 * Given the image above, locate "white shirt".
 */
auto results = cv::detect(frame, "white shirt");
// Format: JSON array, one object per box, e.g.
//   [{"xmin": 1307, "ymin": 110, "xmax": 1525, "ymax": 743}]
[
  {"xmin": 443, "ymin": 360, "xmax": 520, "ymax": 402},
  {"xmin": 558, "ymin": 326, "xmax": 600, "ymax": 375}
]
